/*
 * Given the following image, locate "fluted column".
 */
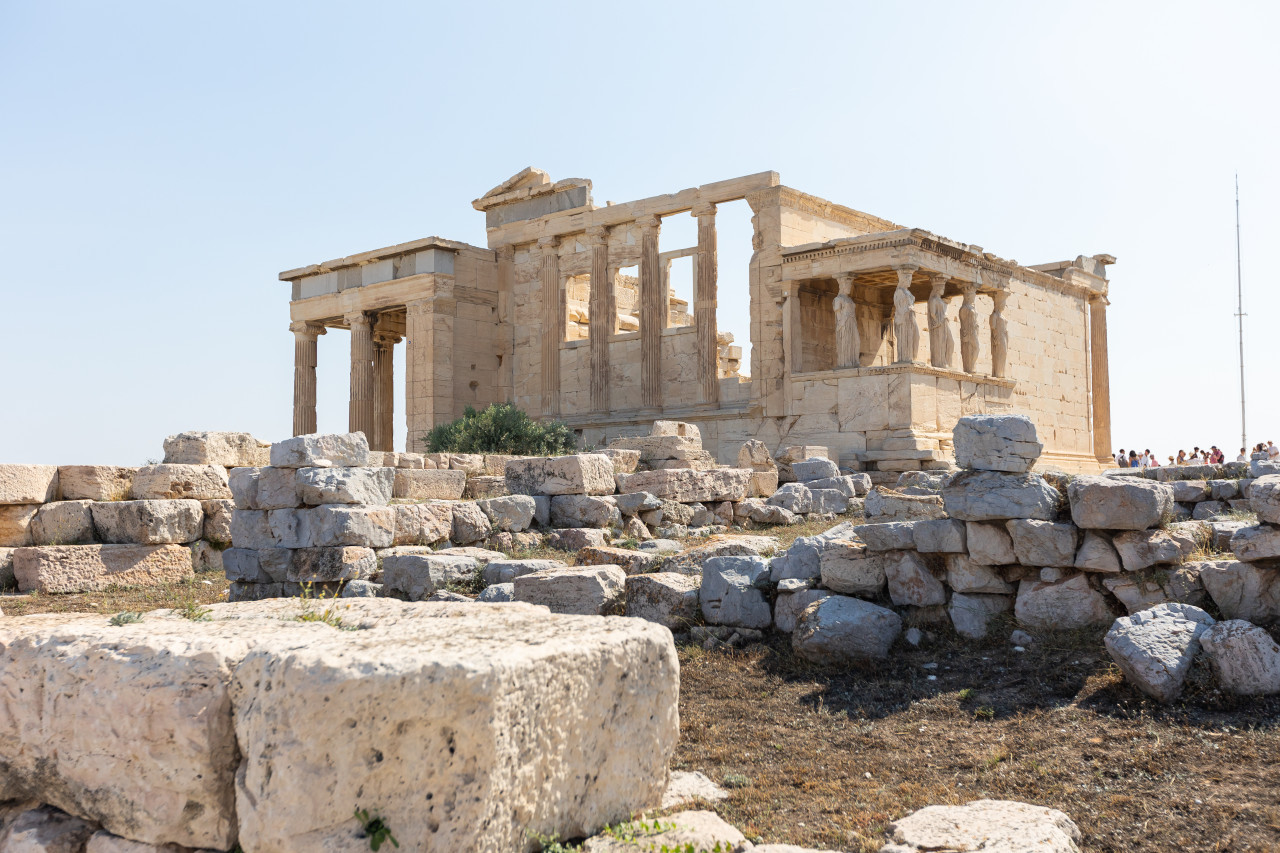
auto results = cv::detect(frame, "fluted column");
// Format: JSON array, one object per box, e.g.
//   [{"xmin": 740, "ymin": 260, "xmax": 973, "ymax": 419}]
[
  {"xmin": 539, "ymin": 236, "xmax": 561, "ymax": 417},
  {"xmin": 587, "ymin": 226, "xmax": 612, "ymax": 413},
  {"xmin": 1089, "ymin": 294, "xmax": 1112, "ymax": 463},
  {"xmin": 637, "ymin": 215, "xmax": 663, "ymax": 409},
  {"xmin": 291, "ymin": 321, "xmax": 325, "ymax": 436},
  {"xmin": 692, "ymin": 203, "xmax": 719, "ymax": 404},
  {"xmin": 372, "ymin": 329, "xmax": 399, "ymax": 451},
  {"xmin": 347, "ymin": 312, "xmax": 375, "ymax": 440},
  {"xmin": 892, "ymin": 265, "xmax": 920, "ymax": 364}
]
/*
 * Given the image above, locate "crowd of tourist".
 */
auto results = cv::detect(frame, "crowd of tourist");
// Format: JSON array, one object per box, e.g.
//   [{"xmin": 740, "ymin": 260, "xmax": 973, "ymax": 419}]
[{"xmin": 1112, "ymin": 441, "xmax": 1279, "ymax": 469}]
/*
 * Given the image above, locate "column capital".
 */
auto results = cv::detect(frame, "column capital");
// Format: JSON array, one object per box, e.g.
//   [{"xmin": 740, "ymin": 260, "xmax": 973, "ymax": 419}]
[
  {"xmin": 992, "ymin": 289, "xmax": 1010, "ymax": 309},
  {"xmin": 1089, "ymin": 294, "xmax": 1110, "ymax": 307},
  {"xmin": 836, "ymin": 274, "xmax": 853, "ymax": 295},
  {"xmin": 585, "ymin": 225, "xmax": 609, "ymax": 244},
  {"xmin": 497, "ymin": 244, "xmax": 516, "ymax": 261},
  {"xmin": 289, "ymin": 321, "xmax": 326, "ymax": 339},
  {"xmin": 373, "ymin": 330, "xmax": 402, "ymax": 346},
  {"xmin": 345, "ymin": 311, "xmax": 371, "ymax": 328},
  {"xmin": 537, "ymin": 235, "xmax": 559, "ymax": 251},
  {"xmin": 961, "ymin": 279, "xmax": 979, "ymax": 296},
  {"xmin": 691, "ymin": 202, "xmax": 717, "ymax": 218},
  {"xmin": 894, "ymin": 266, "xmax": 917, "ymax": 288},
  {"xmin": 927, "ymin": 271, "xmax": 950, "ymax": 286},
  {"xmin": 635, "ymin": 215, "xmax": 660, "ymax": 232}
]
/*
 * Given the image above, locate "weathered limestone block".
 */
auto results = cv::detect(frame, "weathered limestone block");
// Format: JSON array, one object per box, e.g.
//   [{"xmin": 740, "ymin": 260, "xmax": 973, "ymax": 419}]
[
  {"xmin": 392, "ymin": 469, "xmax": 466, "ymax": 501},
  {"xmin": 880, "ymin": 799, "xmax": 1081, "ymax": 853},
  {"xmin": 748, "ymin": 469, "xmax": 780, "ymax": 498},
  {"xmin": 616, "ymin": 468, "xmax": 751, "ymax": 503},
  {"xmin": 737, "ymin": 440, "xmax": 776, "ymax": 472},
  {"xmin": 189, "ymin": 541, "xmax": 223, "ymax": 574},
  {"xmin": 475, "ymin": 495, "xmax": 537, "ymax": 532},
  {"xmin": 913, "ymin": 519, "xmax": 966, "ymax": 553},
  {"xmin": 297, "ymin": 466, "xmax": 393, "ymax": 506},
  {"xmin": 223, "ymin": 548, "xmax": 271, "ymax": 584},
  {"xmin": 513, "ymin": 565, "xmax": 626, "ymax": 615},
  {"xmin": 1199, "ymin": 619, "xmax": 1280, "ymax": 695},
  {"xmin": 0, "ymin": 465, "xmax": 59, "ymax": 504},
  {"xmin": 768, "ymin": 526, "xmax": 851, "ymax": 582},
  {"xmin": 256, "ymin": 548, "xmax": 295, "ymax": 583},
  {"xmin": 864, "ymin": 490, "xmax": 947, "ymax": 522},
  {"xmin": 482, "ymin": 558, "xmax": 566, "ymax": 586},
  {"xmin": 1104, "ymin": 603, "xmax": 1216, "ymax": 702},
  {"xmin": 1074, "ymin": 530, "xmax": 1122, "ymax": 572},
  {"xmin": 264, "ymin": 506, "xmax": 395, "ymax": 549},
  {"xmin": 477, "ymin": 583, "xmax": 514, "ymax": 602},
  {"xmin": 942, "ymin": 471, "xmax": 1061, "ymax": 521},
  {"xmin": 946, "ymin": 554, "xmax": 1013, "ymax": 594},
  {"xmin": 546, "ymin": 528, "xmax": 609, "ymax": 551},
  {"xmin": 886, "ymin": 550, "xmax": 946, "ymax": 606},
  {"xmin": 131, "ymin": 465, "xmax": 231, "ymax": 501},
  {"xmin": 966, "ymin": 521, "xmax": 1017, "ymax": 565},
  {"xmin": 598, "ymin": 448, "xmax": 641, "ymax": 476},
  {"xmin": 584, "ymin": 810, "xmax": 743, "ymax": 853},
  {"xmin": 775, "ymin": 445, "xmax": 830, "ymax": 483},
  {"xmin": 226, "ymin": 582, "xmax": 287, "ymax": 602},
  {"xmin": 382, "ymin": 552, "xmax": 479, "ymax": 600},
  {"xmin": 1231, "ymin": 522, "xmax": 1280, "ymax": 562},
  {"xmin": 247, "ymin": 466, "xmax": 300, "ymax": 510},
  {"xmin": 1210, "ymin": 479, "xmax": 1241, "ymax": 501},
  {"xmin": 773, "ymin": 589, "xmax": 831, "ymax": 634},
  {"xmin": 1067, "ymin": 476, "xmax": 1174, "ymax": 531},
  {"xmin": 1, "ymin": 806, "xmax": 98, "ymax": 852},
  {"xmin": 1170, "ymin": 480, "xmax": 1210, "ymax": 502},
  {"xmin": 200, "ymin": 499, "xmax": 233, "ymax": 544},
  {"xmin": 792, "ymin": 595, "xmax": 901, "ymax": 663},
  {"xmin": 0, "ymin": 548, "xmax": 15, "ymax": 589},
  {"xmin": 90, "ymin": 500, "xmax": 203, "ymax": 545},
  {"xmin": 700, "ymin": 556, "xmax": 772, "ymax": 628},
  {"xmin": 810, "ymin": 489, "xmax": 849, "ymax": 514},
  {"xmin": 949, "ymin": 593, "xmax": 1013, "ymax": 639},
  {"xmin": 450, "ymin": 502, "xmax": 492, "ymax": 545},
  {"xmin": 664, "ymin": 536, "xmax": 781, "ymax": 575},
  {"xmin": 855, "ymin": 521, "xmax": 916, "ymax": 552},
  {"xmin": 0, "ymin": 504, "xmax": 36, "ymax": 547},
  {"xmin": 550, "ymin": 495, "xmax": 621, "ymax": 530},
  {"xmin": 31, "ymin": 501, "xmax": 96, "ymax": 546},
  {"xmin": 462, "ymin": 475, "xmax": 508, "ymax": 500},
  {"xmin": 505, "ymin": 454, "xmax": 616, "ymax": 496},
  {"xmin": 163, "ymin": 431, "xmax": 270, "ymax": 467},
  {"xmin": 1192, "ymin": 500, "xmax": 1230, "ymax": 520},
  {"xmin": 12, "ymin": 544, "xmax": 193, "ymax": 593},
  {"xmin": 1014, "ymin": 574, "xmax": 1112, "ymax": 630},
  {"xmin": 57, "ymin": 466, "xmax": 136, "ymax": 502},
  {"xmin": 269, "ymin": 432, "xmax": 369, "ymax": 468},
  {"xmin": 227, "ymin": 467, "xmax": 262, "ymax": 510},
  {"xmin": 624, "ymin": 572, "xmax": 701, "ymax": 628},
  {"xmin": 1112, "ymin": 526, "xmax": 1199, "ymax": 571},
  {"xmin": 1007, "ymin": 520, "xmax": 1079, "ymax": 569},
  {"xmin": 807, "ymin": 474, "xmax": 871, "ymax": 498},
  {"xmin": 397, "ymin": 453, "xmax": 426, "ymax": 469},
  {"xmin": 743, "ymin": 502, "xmax": 799, "ymax": 526},
  {"xmin": 952, "ymin": 414, "xmax": 1043, "ymax": 473},
  {"xmin": 767, "ymin": 482, "xmax": 812, "ymax": 514},
  {"xmin": 577, "ymin": 545, "xmax": 662, "ymax": 575},
  {"xmin": 615, "ymin": 492, "xmax": 663, "ymax": 517},
  {"xmin": 1198, "ymin": 559, "xmax": 1280, "ymax": 625},
  {"xmin": 391, "ymin": 503, "xmax": 452, "ymax": 546},
  {"xmin": 287, "ymin": 546, "xmax": 376, "ymax": 583},
  {"xmin": 818, "ymin": 539, "xmax": 890, "ymax": 595},
  {"xmin": 792, "ymin": 457, "xmax": 840, "ymax": 483},
  {"xmin": 1102, "ymin": 569, "xmax": 1205, "ymax": 614}
]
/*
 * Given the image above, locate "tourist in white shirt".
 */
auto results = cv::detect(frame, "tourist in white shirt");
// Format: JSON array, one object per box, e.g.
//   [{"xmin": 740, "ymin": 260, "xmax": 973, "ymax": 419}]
[{"xmin": 1269, "ymin": 441, "xmax": 1279, "ymax": 460}]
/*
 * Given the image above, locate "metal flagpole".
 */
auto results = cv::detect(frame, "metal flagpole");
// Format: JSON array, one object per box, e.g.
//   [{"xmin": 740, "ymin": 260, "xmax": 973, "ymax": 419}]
[{"xmin": 1236, "ymin": 174, "xmax": 1247, "ymax": 451}]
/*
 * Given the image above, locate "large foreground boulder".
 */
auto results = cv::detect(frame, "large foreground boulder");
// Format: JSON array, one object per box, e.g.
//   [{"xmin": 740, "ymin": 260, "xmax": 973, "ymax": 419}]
[
  {"xmin": 1067, "ymin": 476, "xmax": 1174, "ymax": 530},
  {"xmin": 701, "ymin": 556, "xmax": 772, "ymax": 628},
  {"xmin": 952, "ymin": 414, "xmax": 1043, "ymax": 473},
  {"xmin": 881, "ymin": 799, "xmax": 1081, "ymax": 853},
  {"xmin": 1103, "ymin": 603, "xmax": 1216, "ymax": 702},
  {"xmin": 0, "ymin": 599, "xmax": 679, "ymax": 852},
  {"xmin": 1199, "ymin": 620, "xmax": 1280, "ymax": 695},
  {"xmin": 792, "ymin": 595, "xmax": 901, "ymax": 663}
]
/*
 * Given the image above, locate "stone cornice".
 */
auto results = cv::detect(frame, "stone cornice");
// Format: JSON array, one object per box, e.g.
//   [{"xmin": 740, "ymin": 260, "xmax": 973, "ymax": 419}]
[{"xmin": 279, "ymin": 236, "xmax": 492, "ymax": 282}]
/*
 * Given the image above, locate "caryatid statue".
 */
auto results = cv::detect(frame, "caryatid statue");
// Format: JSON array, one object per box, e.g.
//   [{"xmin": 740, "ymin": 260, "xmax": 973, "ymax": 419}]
[
  {"xmin": 990, "ymin": 289, "xmax": 1009, "ymax": 378},
  {"xmin": 892, "ymin": 266, "xmax": 919, "ymax": 364},
  {"xmin": 959, "ymin": 280, "xmax": 980, "ymax": 373},
  {"xmin": 833, "ymin": 274, "xmax": 860, "ymax": 369},
  {"xmin": 927, "ymin": 273, "xmax": 955, "ymax": 369}
]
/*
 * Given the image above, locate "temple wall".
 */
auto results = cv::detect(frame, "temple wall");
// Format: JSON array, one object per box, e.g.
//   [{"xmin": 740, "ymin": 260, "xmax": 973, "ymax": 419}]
[{"xmin": 450, "ymin": 250, "xmax": 505, "ymax": 414}]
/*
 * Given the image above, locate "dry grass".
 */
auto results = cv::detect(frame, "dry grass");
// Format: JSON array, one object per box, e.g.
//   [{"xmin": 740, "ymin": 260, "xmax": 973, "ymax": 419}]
[{"xmin": 0, "ymin": 573, "xmax": 231, "ymax": 617}]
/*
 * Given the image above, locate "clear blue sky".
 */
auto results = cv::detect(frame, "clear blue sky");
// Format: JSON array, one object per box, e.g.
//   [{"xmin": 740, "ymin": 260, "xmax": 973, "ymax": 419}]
[{"xmin": 2, "ymin": 1, "xmax": 1276, "ymax": 464}]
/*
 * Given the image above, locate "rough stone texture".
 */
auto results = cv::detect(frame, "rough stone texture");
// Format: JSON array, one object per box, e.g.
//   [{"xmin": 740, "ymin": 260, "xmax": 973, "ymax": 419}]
[
  {"xmin": 288, "ymin": 546, "xmax": 376, "ymax": 583},
  {"xmin": 382, "ymin": 552, "xmax": 479, "ymax": 600},
  {"xmin": 463, "ymin": 475, "xmax": 509, "ymax": 500},
  {"xmin": 1112, "ymin": 527, "xmax": 1199, "ymax": 571},
  {"xmin": 1074, "ymin": 531, "xmax": 1122, "ymax": 572},
  {"xmin": 598, "ymin": 448, "xmax": 641, "ymax": 476},
  {"xmin": 0, "ymin": 548, "xmax": 16, "ymax": 589},
  {"xmin": 625, "ymin": 572, "xmax": 701, "ymax": 629},
  {"xmin": 227, "ymin": 467, "xmax": 262, "ymax": 511},
  {"xmin": 776, "ymin": 445, "xmax": 831, "ymax": 484},
  {"xmin": 865, "ymin": 490, "xmax": 947, "ymax": 522},
  {"xmin": 391, "ymin": 503, "xmax": 453, "ymax": 546},
  {"xmin": 0, "ymin": 805, "xmax": 98, "ymax": 852},
  {"xmin": 477, "ymin": 582, "xmax": 514, "ymax": 602},
  {"xmin": 1014, "ymin": 574, "xmax": 1112, "ymax": 630},
  {"xmin": 1198, "ymin": 560, "xmax": 1280, "ymax": 625},
  {"xmin": 550, "ymin": 495, "xmax": 621, "ymax": 530},
  {"xmin": 1247, "ymin": 474, "xmax": 1280, "ymax": 524},
  {"xmin": 792, "ymin": 595, "xmax": 902, "ymax": 663},
  {"xmin": 163, "ymin": 431, "xmax": 270, "ymax": 467},
  {"xmin": 513, "ymin": 565, "xmax": 626, "ymax": 615},
  {"xmin": 1230, "ymin": 523, "xmax": 1280, "ymax": 563},
  {"xmin": 615, "ymin": 492, "xmax": 662, "ymax": 516},
  {"xmin": 774, "ymin": 589, "xmax": 831, "ymax": 633},
  {"xmin": 546, "ymin": 527, "xmax": 609, "ymax": 551},
  {"xmin": 913, "ymin": 519, "xmax": 966, "ymax": 553},
  {"xmin": 583, "ymin": 810, "xmax": 744, "ymax": 853},
  {"xmin": 90, "ymin": 500, "xmax": 203, "ymax": 545},
  {"xmin": 251, "ymin": 467, "xmax": 301, "ymax": 510},
  {"xmin": 475, "ymin": 495, "xmax": 537, "ymax": 532},
  {"xmin": 57, "ymin": 466, "xmax": 136, "ymax": 502},
  {"xmin": 269, "ymin": 432, "xmax": 369, "ymax": 468},
  {"xmin": 0, "ymin": 503, "xmax": 39, "ymax": 547},
  {"xmin": 616, "ymin": 468, "xmax": 751, "ymax": 503},
  {"xmin": 577, "ymin": 545, "xmax": 662, "ymax": 575},
  {"xmin": 885, "ymin": 550, "xmax": 947, "ymax": 606},
  {"xmin": 1006, "ymin": 520, "xmax": 1079, "ymax": 569},
  {"xmin": 768, "ymin": 482, "xmax": 813, "ymax": 514},
  {"xmin": 296, "ymin": 466, "xmax": 393, "ymax": 506},
  {"xmin": 1170, "ymin": 480, "xmax": 1209, "ymax": 502},
  {"xmin": 819, "ymin": 540, "xmax": 889, "ymax": 596},
  {"xmin": 952, "ymin": 414, "xmax": 1043, "ymax": 473},
  {"xmin": 701, "ymin": 556, "xmax": 772, "ymax": 628},
  {"xmin": 505, "ymin": 454, "xmax": 616, "ymax": 496},
  {"xmin": 855, "ymin": 522, "xmax": 917, "ymax": 552},
  {"xmin": 1104, "ymin": 603, "xmax": 1216, "ymax": 702},
  {"xmin": 1067, "ymin": 476, "xmax": 1174, "ymax": 530},
  {"xmin": 663, "ymin": 536, "xmax": 781, "ymax": 575},
  {"xmin": 31, "ymin": 501, "xmax": 96, "ymax": 546},
  {"xmin": 282, "ymin": 506, "xmax": 396, "ymax": 549},
  {"xmin": 450, "ymin": 502, "xmax": 492, "ymax": 545},
  {"xmin": 942, "ymin": 471, "xmax": 1061, "ymax": 522},
  {"xmin": 196, "ymin": 500, "xmax": 231, "ymax": 545},
  {"xmin": 966, "ymin": 521, "xmax": 1017, "ymax": 566},
  {"xmin": 1199, "ymin": 619, "xmax": 1280, "ymax": 695},
  {"xmin": 223, "ymin": 548, "xmax": 270, "ymax": 584},
  {"xmin": 949, "ymin": 593, "xmax": 1013, "ymax": 639},
  {"xmin": 131, "ymin": 465, "xmax": 232, "ymax": 501},
  {"xmin": 946, "ymin": 554, "xmax": 1014, "ymax": 594},
  {"xmin": 807, "ymin": 474, "xmax": 871, "ymax": 498},
  {"xmin": 881, "ymin": 799, "xmax": 1082, "ymax": 853},
  {"xmin": 392, "ymin": 469, "xmax": 466, "ymax": 501},
  {"xmin": 0, "ymin": 465, "xmax": 59, "ymax": 504},
  {"xmin": 792, "ymin": 457, "xmax": 840, "ymax": 483},
  {"xmin": 810, "ymin": 488, "xmax": 850, "ymax": 514},
  {"xmin": 660, "ymin": 771, "xmax": 729, "ymax": 811},
  {"xmin": 13, "ymin": 544, "xmax": 194, "ymax": 594}
]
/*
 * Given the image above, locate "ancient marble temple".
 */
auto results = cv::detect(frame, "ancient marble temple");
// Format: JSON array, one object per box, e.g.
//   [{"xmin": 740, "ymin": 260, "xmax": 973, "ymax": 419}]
[{"xmin": 281, "ymin": 168, "xmax": 1114, "ymax": 473}]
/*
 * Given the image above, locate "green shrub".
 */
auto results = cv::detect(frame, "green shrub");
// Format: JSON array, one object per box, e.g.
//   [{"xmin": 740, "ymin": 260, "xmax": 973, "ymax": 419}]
[{"xmin": 425, "ymin": 403, "xmax": 576, "ymax": 456}]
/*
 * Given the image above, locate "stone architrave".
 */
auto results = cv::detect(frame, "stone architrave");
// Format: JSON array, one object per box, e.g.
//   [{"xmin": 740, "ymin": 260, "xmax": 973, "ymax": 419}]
[
  {"xmin": 693, "ymin": 203, "xmax": 719, "ymax": 404},
  {"xmin": 833, "ymin": 274, "xmax": 860, "ymax": 369},
  {"xmin": 892, "ymin": 266, "xmax": 919, "ymax": 364},
  {"xmin": 959, "ymin": 280, "xmax": 980, "ymax": 373},
  {"xmin": 990, "ymin": 289, "xmax": 1009, "ymax": 378},
  {"xmin": 539, "ymin": 236, "xmax": 562, "ymax": 417},
  {"xmin": 290, "ymin": 321, "xmax": 324, "ymax": 437},
  {"xmin": 586, "ymin": 226, "xmax": 613, "ymax": 413},
  {"xmin": 927, "ymin": 273, "xmax": 954, "ymax": 369}
]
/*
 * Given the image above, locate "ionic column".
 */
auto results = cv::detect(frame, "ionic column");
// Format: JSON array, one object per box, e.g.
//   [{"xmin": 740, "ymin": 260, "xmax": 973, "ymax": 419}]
[
  {"xmin": 692, "ymin": 203, "xmax": 719, "ymax": 404},
  {"xmin": 892, "ymin": 265, "xmax": 920, "ymax": 364},
  {"xmin": 538, "ymin": 236, "xmax": 561, "ymax": 417},
  {"xmin": 959, "ymin": 281, "xmax": 980, "ymax": 373},
  {"xmin": 587, "ymin": 226, "xmax": 612, "ymax": 413},
  {"xmin": 637, "ymin": 215, "xmax": 663, "ymax": 409},
  {"xmin": 1089, "ymin": 294, "xmax": 1112, "ymax": 463},
  {"xmin": 990, "ymin": 290, "xmax": 1009, "ymax": 379},
  {"xmin": 291, "ymin": 321, "xmax": 325, "ymax": 436},
  {"xmin": 372, "ymin": 329, "xmax": 399, "ymax": 451},
  {"xmin": 346, "ymin": 312, "xmax": 375, "ymax": 440}
]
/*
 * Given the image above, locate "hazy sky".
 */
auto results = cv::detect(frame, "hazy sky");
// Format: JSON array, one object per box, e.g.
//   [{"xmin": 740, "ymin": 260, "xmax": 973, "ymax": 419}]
[{"xmin": 2, "ymin": 1, "xmax": 1276, "ymax": 464}]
